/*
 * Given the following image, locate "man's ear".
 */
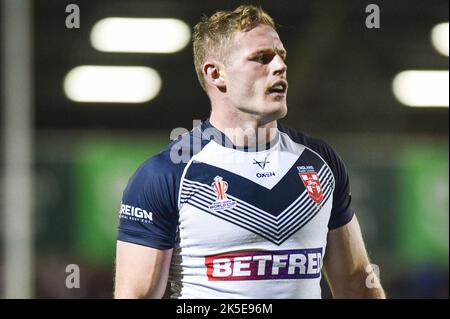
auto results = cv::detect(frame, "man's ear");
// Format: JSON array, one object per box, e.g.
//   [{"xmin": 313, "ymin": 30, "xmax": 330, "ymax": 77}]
[{"xmin": 203, "ymin": 62, "xmax": 226, "ymax": 90}]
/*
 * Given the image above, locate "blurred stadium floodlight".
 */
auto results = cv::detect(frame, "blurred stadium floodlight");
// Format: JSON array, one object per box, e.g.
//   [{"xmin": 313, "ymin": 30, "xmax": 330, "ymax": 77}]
[
  {"xmin": 393, "ymin": 71, "xmax": 449, "ymax": 107},
  {"xmin": 431, "ymin": 22, "xmax": 449, "ymax": 57},
  {"xmin": 90, "ymin": 18, "xmax": 191, "ymax": 53},
  {"xmin": 63, "ymin": 66, "xmax": 162, "ymax": 103},
  {"xmin": 1, "ymin": 0, "xmax": 33, "ymax": 298}
]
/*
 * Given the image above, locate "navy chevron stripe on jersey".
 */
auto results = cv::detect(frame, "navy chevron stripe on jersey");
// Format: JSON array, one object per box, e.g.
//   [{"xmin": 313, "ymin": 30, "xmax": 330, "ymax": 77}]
[
  {"xmin": 180, "ymin": 164, "xmax": 332, "ymax": 221},
  {"xmin": 179, "ymin": 165, "xmax": 334, "ymax": 245},
  {"xmin": 180, "ymin": 169, "xmax": 334, "ymax": 231},
  {"xmin": 187, "ymin": 180, "xmax": 333, "ymax": 245},
  {"xmin": 182, "ymin": 150, "xmax": 331, "ymax": 217}
]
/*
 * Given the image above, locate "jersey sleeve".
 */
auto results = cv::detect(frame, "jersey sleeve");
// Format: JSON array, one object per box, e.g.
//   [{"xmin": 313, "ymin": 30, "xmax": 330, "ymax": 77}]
[
  {"xmin": 320, "ymin": 142, "xmax": 354, "ymax": 229},
  {"xmin": 117, "ymin": 154, "xmax": 180, "ymax": 250}
]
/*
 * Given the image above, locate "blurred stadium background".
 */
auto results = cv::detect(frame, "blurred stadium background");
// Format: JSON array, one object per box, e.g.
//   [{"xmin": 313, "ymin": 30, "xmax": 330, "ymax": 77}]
[{"xmin": 0, "ymin": 0, "xmax": 448, "ymax": 298}]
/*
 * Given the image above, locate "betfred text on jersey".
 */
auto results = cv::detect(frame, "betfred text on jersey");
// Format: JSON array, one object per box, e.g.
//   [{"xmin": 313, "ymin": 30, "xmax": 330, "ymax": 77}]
[
  {"xmin": 119, "ymin": 202, "xmax": 153, "ymax": 223},
  {"xmin": 205, "ymin": 248, "xmax": 323, "ymax": 281}
]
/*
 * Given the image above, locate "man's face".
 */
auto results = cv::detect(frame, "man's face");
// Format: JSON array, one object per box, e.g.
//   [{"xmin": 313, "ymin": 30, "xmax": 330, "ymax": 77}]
[{"xmin": 222, "ymin": 24, "xmax": 288, "ymax": 123}]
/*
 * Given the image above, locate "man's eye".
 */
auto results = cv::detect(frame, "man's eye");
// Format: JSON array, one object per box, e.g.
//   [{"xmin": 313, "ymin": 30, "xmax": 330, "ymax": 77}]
[{"xmin": 254, "ymin": 54, "xmax": 272, "ymax": 64}]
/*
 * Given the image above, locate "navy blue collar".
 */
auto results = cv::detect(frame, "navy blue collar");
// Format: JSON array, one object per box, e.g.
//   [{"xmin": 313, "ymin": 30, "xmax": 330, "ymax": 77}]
[{"xmin": 200, "ymin": 119, "xmax": 279, "ymax": 152}]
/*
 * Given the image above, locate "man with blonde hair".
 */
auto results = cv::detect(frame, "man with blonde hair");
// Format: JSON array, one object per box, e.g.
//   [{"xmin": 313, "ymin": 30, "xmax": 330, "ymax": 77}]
[{"xmin": 114, "ymin": 5, "xmax": 385, "ymax": 299}]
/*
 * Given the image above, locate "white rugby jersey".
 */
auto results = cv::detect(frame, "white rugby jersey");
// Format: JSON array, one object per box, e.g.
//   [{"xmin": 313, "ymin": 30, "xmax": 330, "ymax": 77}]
[{"xmin": 117, "ymin": 119, "xmax": 354, "ymax": 299}]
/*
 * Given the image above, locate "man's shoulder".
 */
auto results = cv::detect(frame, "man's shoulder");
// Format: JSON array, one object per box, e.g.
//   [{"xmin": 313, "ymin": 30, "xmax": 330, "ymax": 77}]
[
  {"xmin": 278, "ymin": 122, "xmax": 348, "ymax": 176},
  {"xmin": 277, "ymin": 122, "xmax": 334, "ymax": 154},
  {"xmin": 137, "ymin": 149, "xmax": 176, "ymax": 176},
  {"xmin": 133, "ymin": 127, "xmax": 206, "ymax": 179},
  {"xmin": 135, "ymin": 142, "xmax": 184, "ymax": 176}
]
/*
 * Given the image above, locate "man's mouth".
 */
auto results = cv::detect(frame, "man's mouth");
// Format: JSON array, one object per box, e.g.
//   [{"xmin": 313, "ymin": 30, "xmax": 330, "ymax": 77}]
[{"xmin": 267, "ymin": 80, "xmax": 288, "ymax": 96}]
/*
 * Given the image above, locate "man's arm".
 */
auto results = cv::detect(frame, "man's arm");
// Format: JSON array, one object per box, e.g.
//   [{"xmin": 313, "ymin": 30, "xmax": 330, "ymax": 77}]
[
  {"xmin": 114, "ymin": 240, "xmax": 173, "ymax": 299},
  {"xmin": 323, "ymin": 215, "xmax": 386, "ymax": 298}
]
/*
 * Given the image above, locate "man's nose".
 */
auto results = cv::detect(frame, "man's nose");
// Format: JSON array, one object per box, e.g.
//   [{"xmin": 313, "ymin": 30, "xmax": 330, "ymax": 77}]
[{"xmin": 272, "ymin": 54, "xmax": 287, "ymax": 76}]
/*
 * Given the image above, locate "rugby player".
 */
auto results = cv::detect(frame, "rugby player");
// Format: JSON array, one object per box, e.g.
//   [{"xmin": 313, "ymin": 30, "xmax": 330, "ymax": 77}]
[{"xmin": 114, "ymin": 5, "xmax": 385, "ymax": 299}]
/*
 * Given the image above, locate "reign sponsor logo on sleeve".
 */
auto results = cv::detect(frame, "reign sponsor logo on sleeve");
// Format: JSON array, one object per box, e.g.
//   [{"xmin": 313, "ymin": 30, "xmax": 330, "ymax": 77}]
[
  {"xmin": 119, "ymin": 202, "xmax": 153, "ymax": 223},
  {"xmin": 205, "ymin": 248, "xmax": 323, "ymax": 281}
]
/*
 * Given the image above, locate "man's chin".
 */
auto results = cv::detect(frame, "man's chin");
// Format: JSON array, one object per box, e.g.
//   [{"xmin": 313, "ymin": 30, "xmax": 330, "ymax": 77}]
[
  {"xmin": 259, "ymin": 104, "xmax": 288, "ymax": 124},
  {"xmin": 271, "ymin": 101, "xmax": 288, "ymax": 116}
]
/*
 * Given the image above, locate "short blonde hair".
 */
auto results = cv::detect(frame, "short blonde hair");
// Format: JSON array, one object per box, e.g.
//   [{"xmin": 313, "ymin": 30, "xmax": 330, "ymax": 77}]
[{"xmin": 193, "ymin": 5, "xmax": 276, "ymax": 91}]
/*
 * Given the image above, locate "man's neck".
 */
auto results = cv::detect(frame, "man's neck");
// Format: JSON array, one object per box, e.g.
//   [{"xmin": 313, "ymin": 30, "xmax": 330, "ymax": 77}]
[{"xmin": 209, "ymin": 111, "xmax": 279, "ymax": 148}]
